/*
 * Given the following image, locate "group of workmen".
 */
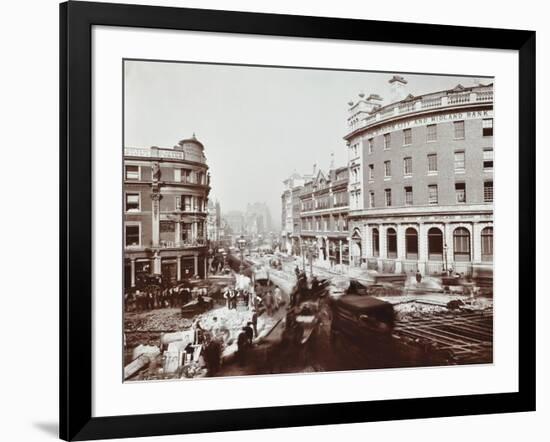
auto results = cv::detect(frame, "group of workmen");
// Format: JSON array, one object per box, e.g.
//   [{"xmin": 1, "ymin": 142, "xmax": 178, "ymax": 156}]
[
  {"xmin": 125, "ymin": 285, "xmax": 207, "ymax": 312},
  {"xmin": 222, "ymin": 284, "xmax": 283, "ymax": 316}
]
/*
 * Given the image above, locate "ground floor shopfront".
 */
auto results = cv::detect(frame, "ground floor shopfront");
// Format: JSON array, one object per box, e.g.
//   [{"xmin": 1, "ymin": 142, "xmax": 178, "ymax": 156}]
[
  {"xmin": 347, "ymin": 208, "xmax": 493, "ymax": 278},
  {"xmin": 291, "ymin": 233, "xmax": 350, "ymax": 268},
  {"xmin": 124, "ymin": 247, "xmax": 208, "ymax": 288}
]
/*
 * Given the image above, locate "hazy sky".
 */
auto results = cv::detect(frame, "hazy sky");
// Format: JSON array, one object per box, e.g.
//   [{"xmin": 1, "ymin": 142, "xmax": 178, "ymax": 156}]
[{"xmin": 124, "ymin": 60, "xmax": 487, "ymax": 227}]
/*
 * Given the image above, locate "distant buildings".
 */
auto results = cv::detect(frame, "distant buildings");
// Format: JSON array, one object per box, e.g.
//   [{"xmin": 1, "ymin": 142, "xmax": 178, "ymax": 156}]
[
  {"xmin": 206, "ymin": 199, "xmax": 221, "ymax": 243},
  {"xmin": 222, "ymin": 203, "xmax": 274, "ymax": 245},
  {"xmin": 123, "ymin": 135, "xmax": 210, "ymax": 287},
  {"xmin": 245, "ymin": 202, "xmax": 273, "ymax": 237}
]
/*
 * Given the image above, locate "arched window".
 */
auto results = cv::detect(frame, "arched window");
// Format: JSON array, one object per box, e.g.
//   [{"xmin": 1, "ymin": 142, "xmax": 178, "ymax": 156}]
[
  {"xmin": 372, "ymin": 228, "xmax": 379, "ymax": 257},
  {"xmin": 405, "ymin": 227, "xmax": 418, "ymax": 260},
  {"xmin": 428, "ymin": 227, "xmax": 444, "ymax": 261},
  {"xmin": 387, "ymin": 227, "xmax": 397, "ymax": 258},
  {"xmin": 481, "ymin": 227, "xmax": 493, "ymax": 262},
  {"xmin": 453, "ymin": 227, "xmax": 471, "ymax": 262}
]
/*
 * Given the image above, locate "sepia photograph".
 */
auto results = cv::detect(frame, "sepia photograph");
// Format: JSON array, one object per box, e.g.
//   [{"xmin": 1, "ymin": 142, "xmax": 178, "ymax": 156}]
[{"xmin": 122, "ymin": 59, "xmax": 494, "ymax": 382}]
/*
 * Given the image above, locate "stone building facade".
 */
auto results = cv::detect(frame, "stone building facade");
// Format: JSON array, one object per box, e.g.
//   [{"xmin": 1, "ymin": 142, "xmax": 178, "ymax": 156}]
[
  {"xmin": 344, "ymin": 80, "xmax": 494, "ymax": 277},
  {"xmin": 298, "ymin": 167, "xmax": 350, "ymax": 267},
  {"xmin": 123, "ymin": 135, "xmax": 210, "ymax": 287}
]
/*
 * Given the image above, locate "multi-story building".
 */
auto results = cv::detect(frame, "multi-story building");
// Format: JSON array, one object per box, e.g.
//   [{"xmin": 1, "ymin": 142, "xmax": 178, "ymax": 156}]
[
  {"xmin": 281, "ymin": 172, "xmax": 308, "ymax": 254},
  {"xmin": 344, "ymin": 77, "xmax": 494, "ymax": 277},
  {"xmin": 207, "ymin": 199, "xmax": 221, "ymax": 244},
  {"xmin": 298, "ymin": 166, "xmax": 350, "ymax": 267},
  {"xmin": 123, "ymin": 135, "xmax": 210, "ymax": 287}
]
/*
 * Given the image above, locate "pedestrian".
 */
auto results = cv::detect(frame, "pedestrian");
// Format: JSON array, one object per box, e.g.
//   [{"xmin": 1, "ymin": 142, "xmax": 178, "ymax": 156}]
[
  {"xmin": 237, "ymin": 327, "xmax": 250, "ymax": 365},
  {"xmin": 230, "ymin": 289, "xmax": 237, "ymax": 310},
  {"xmin": 273, "ymin": 286, "xmax": 282, "ymax": 309},
  {"xmin": 294, "ymin": 265, "xmax": 300, "ymax": 279},
  {"xmin": 250, "ymin": 310, "xmax": 258, "ymax": 337},
  {"xmin": 264, "ymin": 290, "xmax": 274, "ymax": 316},
  {"xmin": 415, "ymin": 270, "xmax": 422, "ymax": 284},
  {"xmin": 223, "ymin": 287, "xmax": 230, "ymax": 309},
  {"xmin": 204, "ymin": 338, "xmax": 222, "ymax": 376}
]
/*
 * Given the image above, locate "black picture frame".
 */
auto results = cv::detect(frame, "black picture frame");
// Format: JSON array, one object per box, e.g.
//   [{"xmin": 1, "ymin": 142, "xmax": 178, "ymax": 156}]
[{"xmin": 60, "ymin": 1, "xmax": 536, "ymax": 440}]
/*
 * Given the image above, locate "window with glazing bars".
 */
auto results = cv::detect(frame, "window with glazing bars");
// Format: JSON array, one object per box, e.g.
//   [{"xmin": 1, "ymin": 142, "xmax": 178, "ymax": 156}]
[
  {"xmin": 454, "ymin": 151, "xmax": 465, "ymax": 171},
  {"xmin": 426, "ymin": 124, "xmax": 437, "ymax": 142},
  {"xmin": 385, "ymin": 188, "xmax": 392, "ymax": 206},
  {"xmin": 428, "ymin": 153, "xmax": 438, "ymax": 172},
  {"xmin": 384, "ymin": 160, "xmax": 391, "ymax": 177},
  {"xmin": 403, "ymin": 128, "xmax": 412, "ymax": 145},
  {"xmin": 483, "ymin": 118, "xmax": 493, "ymax": 136},
  {"xmin": 484, "ymin": 181, "xmax": 493, "ymax": 202},
  {"xmin": 403, "ymin": 157, "xmax": 412, "ymax": 175},
  {"xmin": 454, "ymin": 120, "xmax": 465, "ymax": 139},
  {"xmin": 404, "ymin": 186, "xmax": 413, "ymax": 205},
  {"xmin": 428, "ymin": 185, "xmax": 438, "ymax": 204},
  {"xmin": 384, "ymin": 133, "xmax": 391, "ymax": 149}
]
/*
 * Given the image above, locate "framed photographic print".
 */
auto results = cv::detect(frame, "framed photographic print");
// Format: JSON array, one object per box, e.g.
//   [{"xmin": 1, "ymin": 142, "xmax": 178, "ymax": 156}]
[{"xmin": 60, "ymin": 1, "xmax": 536, "ymax": 440}]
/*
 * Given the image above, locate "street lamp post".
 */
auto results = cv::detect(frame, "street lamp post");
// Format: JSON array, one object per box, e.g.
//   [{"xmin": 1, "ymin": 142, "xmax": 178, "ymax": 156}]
[
  {"xmin": 238, "ymin": 235, "xmax": 246, "ymax": 274},
  {"xmin": 443, "ymin": 243, "xmax": 449, "ymax": 274},
  {"xmin": 300, "ymin": 237, "xmax": 306, "ymax": 273}
]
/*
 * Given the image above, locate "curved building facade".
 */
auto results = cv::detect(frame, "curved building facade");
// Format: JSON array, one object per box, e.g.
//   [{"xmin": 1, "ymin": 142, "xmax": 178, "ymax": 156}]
[
  {"xmin": 344, "ymin": 81, "xmax": 494, "ymax": 277},
  {"xmin": 123, "ymin": 135, "xmax": 210, "ymax": 287}
]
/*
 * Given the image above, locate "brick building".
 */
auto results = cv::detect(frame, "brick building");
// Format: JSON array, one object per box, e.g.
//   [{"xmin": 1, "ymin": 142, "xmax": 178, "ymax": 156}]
[
  {"xmin": 281, "ymin": 172, "xmax": 308, "ymax": 254},
  {"xmin": 298, "ymin": 166, "xmax": 350, "ymax": 267},
  {"xmin": 344, "ymin": 78, "xmax": 494, "ymax": 277},
  {"xmin": 123, "ymin": 135, "xmax": 210, "ymax": 288}
]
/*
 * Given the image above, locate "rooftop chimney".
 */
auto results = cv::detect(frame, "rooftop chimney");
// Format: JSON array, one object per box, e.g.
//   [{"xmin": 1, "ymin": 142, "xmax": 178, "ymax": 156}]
[{"xmin": 389, "ymin": 75, "xmax": 408, "ymax": 103}]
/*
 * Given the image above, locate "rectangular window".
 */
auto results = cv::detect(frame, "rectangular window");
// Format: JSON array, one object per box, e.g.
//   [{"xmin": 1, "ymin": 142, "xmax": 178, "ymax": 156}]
[
  {"xmin": 369, "ymin": 191, "xmax": 375, "ymax": 208},
  {"xmin": 484, "ymin": 181, "xmax": 493, "ymax": 202},
  {"xmin": 455, "ymin": 182, "xmax": 466, "ymax": 203},
  {"xmin": 174, "ymin": 168, "xmax": 181, "ymax": 182},
  {"xmin": 368, "ymin": 138, "xmax": 374, "ymax": 154},
  {"xmin": 404, "ymin": 186, "xmax": 413, "ymax": 205},
  {"xmin": 385, "ymin": 188, "xmax": 392, "ymax": 207},
  {"xmin": 179, "ymin": 195, "xmax": 192, "ymax": 211},
  {"xmin": 125, "ymin": 193, "xmax": 140, "ymax": 212},
  {"xmin": 454, "ymin": 120, "xmax": 465, "ymax": 139},
  {"xmin": 483, "ymin": 118, "xmax": 493, "ymax": 136},
  {"xmin": 403, "ymin": 157, "xmax": 412, "ymax": 176},
  {"xmin": 352, "ymin": 167, "xmax": 360, "ymax": 183},
  {"xmin": 368, "ymin": 164, "xmax": 374, "ymax": 180},
  {"xmin": 403, "ymin": 128, "xmax": 412, "ymax": 145},
  {"xmin": 454, "ymin": 151, "xmax": 465, "ymax": 171},
  {"xmin": 125, "ymin": 225, "xmax": 140, "ymax": 247},
  {"xmin": 384, "ymin": 133, "xmax": 391, "ymax": 150},
  {"xmin": 384, "ymin": 160, "xmax": 392, "ymax": 177},
  {"xmin": 428, "ymin": 153, "xmax": 438, "ymax": 172},
  {"xmin": 428, "ymin": 185, "xmax": 438, "ymax": 204},
  {"xmin": 426, "ymin": 124, "xmax": 437, "ymax": 142},
  {"xmin": 125, "ymin": 165, "xmax": 139, "ymax": 180},
  {"xmin": 483, "ymin": 149, "xmax": 494, "ymax": 171}
]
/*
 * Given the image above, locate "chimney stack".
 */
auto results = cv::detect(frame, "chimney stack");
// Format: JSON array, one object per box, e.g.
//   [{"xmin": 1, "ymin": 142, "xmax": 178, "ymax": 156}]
[{"xmin": 389, "ymin": 75, "xmax": 408, "ymax": 103}]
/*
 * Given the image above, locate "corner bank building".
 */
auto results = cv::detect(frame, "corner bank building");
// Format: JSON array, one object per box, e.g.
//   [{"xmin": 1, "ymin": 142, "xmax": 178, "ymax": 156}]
[
  {"xmin": 123, "ymin": 135, "xmax": 210, "ymax": 288},
  {"xmin": 345, "ymin": 77, "xmax": 493, "ymax": 279}
]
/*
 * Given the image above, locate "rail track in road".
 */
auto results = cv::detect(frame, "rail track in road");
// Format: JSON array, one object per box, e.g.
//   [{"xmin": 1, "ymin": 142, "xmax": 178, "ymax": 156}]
[{"xmin": 393, "ymin": 311, "xmax": 493, "ymax": 364}]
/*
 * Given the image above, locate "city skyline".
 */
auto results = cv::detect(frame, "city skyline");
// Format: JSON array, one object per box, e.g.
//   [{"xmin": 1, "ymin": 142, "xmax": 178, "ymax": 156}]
[{"xmin": 124, "ymin": 60, "xmax": 485, "ymax": 225}]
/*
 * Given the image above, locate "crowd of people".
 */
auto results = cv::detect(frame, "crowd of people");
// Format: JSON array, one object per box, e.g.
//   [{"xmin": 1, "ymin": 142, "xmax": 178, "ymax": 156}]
[{"xmin": 124, "ymin": 285, "xmax": 208, "ymax": 312}]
